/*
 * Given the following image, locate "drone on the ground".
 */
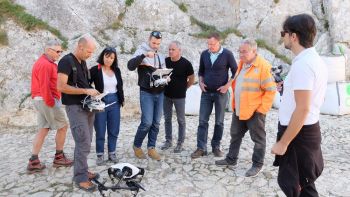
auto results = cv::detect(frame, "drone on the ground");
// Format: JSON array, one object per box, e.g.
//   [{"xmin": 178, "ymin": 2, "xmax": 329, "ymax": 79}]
[
  {"xmin": 92, "ymin": 163, "xmax": 146, "ymax": 197},
  {"xmin": 82, "ymin": 92, "xmax": 116, "ymax": 112}
]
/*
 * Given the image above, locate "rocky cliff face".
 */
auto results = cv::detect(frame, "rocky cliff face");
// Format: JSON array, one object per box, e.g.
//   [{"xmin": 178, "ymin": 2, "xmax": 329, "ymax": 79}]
[{"xmin": 0, "ymin": 0, "xmax": 349, "ymax": 124}]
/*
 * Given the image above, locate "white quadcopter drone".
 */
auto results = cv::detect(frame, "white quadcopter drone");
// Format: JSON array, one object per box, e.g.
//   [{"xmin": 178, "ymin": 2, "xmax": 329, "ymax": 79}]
[
  {"xmin": 81, "ymin": 92, "xmax": 116, "ymax": 112},
  {"xmin": 92, "ymin": 163, "xmax": 145, "ymax": 197},
  {"xmin": 150, "ymin": 68, "xmax": 173, "ymax": 87}
]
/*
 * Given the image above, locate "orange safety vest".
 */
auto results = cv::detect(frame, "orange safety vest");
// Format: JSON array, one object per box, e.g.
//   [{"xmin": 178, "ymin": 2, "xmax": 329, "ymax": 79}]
[{"xmin": 231, "ymin": 55, "xmax": 276, "ymax": 120}]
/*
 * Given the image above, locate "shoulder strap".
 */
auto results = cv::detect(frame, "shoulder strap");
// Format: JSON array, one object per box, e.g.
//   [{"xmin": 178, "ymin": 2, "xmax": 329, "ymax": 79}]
[{"xmin": 67, "ymin": 55, "xmax": 77, "ymax": 87}]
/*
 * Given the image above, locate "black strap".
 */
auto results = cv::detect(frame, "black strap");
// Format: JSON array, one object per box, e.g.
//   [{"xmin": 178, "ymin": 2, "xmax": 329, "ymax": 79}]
[
  {"xmin": 67, "ymin": 55, "xmax": 90, "ymax": 87},
  {"xmin": 67, "ymin": 55, "xmax": 78, "ymax": 87},
  {"xmin": 153, "ymin": 52, "xmax": 162, "ymax": 69}
]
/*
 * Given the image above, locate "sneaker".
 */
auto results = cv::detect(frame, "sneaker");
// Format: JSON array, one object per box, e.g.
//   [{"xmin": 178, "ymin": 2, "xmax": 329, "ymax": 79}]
[
  {"xmin": 173, "ymin": 143, "xmax": 183, "ymax": 153},
  {"xmin": 161, "ymin": 141, "xmax": 172, "ymax": 150},
  {"xmin": 96, "ymin": 155, "xmax": 104, "ymax": 166},
  {"xmin": 212, "ymin": 148, "xmax": 224, "ymax": 157},
  {"xmin": 245, "ymin": 166, "xmax": 263, "ymax": 177},
  {"xmin": 108, "ymin": 154, "xmax": 117, "ymax": 163},
  {"xmin": 27, "ymin": 158, "xmax": 46, "ymax": 173},
  {"xmin": 133, "ymin": 146, "xmax": 146, "ymax": 159},
  {"xmin": 215, "ymin": 159, "xmax": 237, "ymax": 166},
  {"xmin": 53, "ymin": 152, "xmax": 74, "ymax": 167},
  {"xmin": 75, "ymin": 181, "xmax": 96, "ymax": 192},
  {"xmin": 148, "ymin": 148, "xmax": 161, "ymax": 161},
  {"xmin": 190, "ymin": 148, "xmax": 208, "ymax": 159}
]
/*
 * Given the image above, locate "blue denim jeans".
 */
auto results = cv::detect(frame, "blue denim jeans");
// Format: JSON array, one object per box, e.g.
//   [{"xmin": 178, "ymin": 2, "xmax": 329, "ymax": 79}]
[
  {"xmin": 94, "ymin": 93, "xmax": 120, "ymax": 155},
  {"xmin": 197, "ymin": 91, "xmax": 228, "ymax": 151},
  {"xmin": 163, "ymin": 96, "xmax": 186, "ymax": 144},
  {"xmin": 134, "ymin": 90, "xmax": 164, "ymax": 148}
]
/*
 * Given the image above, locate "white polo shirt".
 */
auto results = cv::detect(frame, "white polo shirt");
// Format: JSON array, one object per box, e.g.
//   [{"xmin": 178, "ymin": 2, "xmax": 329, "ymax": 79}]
[{"xmin": 278, "ymin": 47, "xmax": 327, "ymax": 126}]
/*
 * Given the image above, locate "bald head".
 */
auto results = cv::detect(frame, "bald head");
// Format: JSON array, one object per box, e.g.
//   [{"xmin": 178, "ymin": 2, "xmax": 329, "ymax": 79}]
[{"xmin": 75, "ymin": 35, "xmax": 96, "ymax": 61}]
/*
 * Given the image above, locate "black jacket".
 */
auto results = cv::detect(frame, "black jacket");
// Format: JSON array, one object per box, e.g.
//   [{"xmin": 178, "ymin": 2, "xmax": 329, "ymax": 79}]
[
  {"xmin": 127, "ymin": 54, "xmax": 164, "ymax": 94},
  {"xmin": 89, "ymin": 65, "xmax": 124, "ymax": 105}
]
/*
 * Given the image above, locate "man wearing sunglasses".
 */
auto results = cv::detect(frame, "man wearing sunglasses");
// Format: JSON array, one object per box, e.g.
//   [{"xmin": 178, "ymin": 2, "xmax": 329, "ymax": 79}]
[
  {"xmin": 28, "ymin": 39, "xmax": 72, "ymax": 173},
  {"xmin": 127, "ymin": 31, "xmax": 166, "ymax": 161},
  {"xmin": 271, "ymin": 14, "xmax": 327, "ymax": 196}
]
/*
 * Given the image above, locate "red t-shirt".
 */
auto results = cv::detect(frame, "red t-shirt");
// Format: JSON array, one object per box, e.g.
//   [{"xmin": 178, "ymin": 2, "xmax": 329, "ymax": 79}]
[{"xmin": 31, "ymin": 54, "xmax": 61, "ymax": 107}]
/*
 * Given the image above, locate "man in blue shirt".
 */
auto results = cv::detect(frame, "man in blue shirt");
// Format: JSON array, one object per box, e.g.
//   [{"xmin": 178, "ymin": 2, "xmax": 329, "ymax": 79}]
[{"xmin": 191, "ymin": 32, "xmax": 237, "ymax": 159}]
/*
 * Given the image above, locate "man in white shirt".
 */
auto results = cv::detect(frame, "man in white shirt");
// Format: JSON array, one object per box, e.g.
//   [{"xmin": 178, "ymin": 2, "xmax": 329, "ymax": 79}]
[{"xmin": 271, "ymin": 14, "xmax": 327, "ymax": 197}]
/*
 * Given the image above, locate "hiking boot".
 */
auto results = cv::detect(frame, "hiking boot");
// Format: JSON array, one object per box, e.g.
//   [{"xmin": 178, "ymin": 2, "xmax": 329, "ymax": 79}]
[
  {"xmin": 161, "ymin": 141, "xmax": 172, "ymax": 150},
  {"xmin": 215, "ymin": 159, "xmax": 237, "ymax": 166},
  {"xmin": 212, "ymin": 148, "xmax": 224, "ymax": 157},
  {"xmin": 75, "ymin": 181, "xmax": 96, "ymax": 192},
  {"xmin": 245, "ymin": 166, "xmax": 263, "ymax": 177},
  {"xmin": 108, "ymin": 154, "xmax": 117, "ymax": 163},
  {"xmin": 53, "ymin": 152, "xmax": 73, "ymax": 167},
  {"xmin": 88, "ymin": 171, "xmax": 100, "ymax": 180},
  {"xmin": 148, "ymin": 148, "xmax": 161, "ymax": 161},
  {"xmin": 191, "ymin": 148, "xmax": 208, "ymax": 159},
  {"xmin": 173, "ymin": 143, "xmax": 183, "ymax": 153},
  {"xmin": 27, "ymin": 158, "xmax": 46, "ymax": 173},
  {"xmin": 133, "ymin": 146, "xmax": 146, "ymax": 159},
  {"xmin": 96, "ymin": 155, "xmax": 104, "ymax": 166}
]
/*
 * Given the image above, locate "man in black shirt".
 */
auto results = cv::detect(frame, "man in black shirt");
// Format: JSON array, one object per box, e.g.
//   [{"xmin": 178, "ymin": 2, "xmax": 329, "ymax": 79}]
[
  {"xmin": 160, "ymin": 41, "xmax": 194, "ymax": 153},
  {"xmin": 57, "ymin": 35, "xmax": 99, "ymax": 192}
]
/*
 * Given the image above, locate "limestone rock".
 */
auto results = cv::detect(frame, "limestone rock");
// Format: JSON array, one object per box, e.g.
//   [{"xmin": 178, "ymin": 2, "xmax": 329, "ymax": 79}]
[
  {"xmin": 122, "ymin": 0, "xmax": 192, "ymax": 33},
  {"xmin": 325, "ymin": 0, "xmax": 350, "ymax": 43},
  {"xmin": 173, "ymin": 0, "xmax": 240, "ymax": 31},
  {"xmin": 14, "ymin": 0, "xmax": 123, "ymax": 39}
]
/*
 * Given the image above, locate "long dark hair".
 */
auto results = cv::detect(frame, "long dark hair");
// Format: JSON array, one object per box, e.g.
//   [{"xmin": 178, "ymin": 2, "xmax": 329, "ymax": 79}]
[{"xmin": 97, "ymin": 47, "xmax": 118, "ymax": 72}]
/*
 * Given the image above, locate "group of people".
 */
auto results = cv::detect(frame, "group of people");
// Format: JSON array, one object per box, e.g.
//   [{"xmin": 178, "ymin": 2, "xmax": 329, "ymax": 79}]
[{"xmin": 27, "ymin": 13, "xmax": 327, "ymax": 196}]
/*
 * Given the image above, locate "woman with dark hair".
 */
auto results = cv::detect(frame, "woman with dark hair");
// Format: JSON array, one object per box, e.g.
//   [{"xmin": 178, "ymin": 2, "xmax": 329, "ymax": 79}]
[{"xmin": 90, "ymin": 47, "xmax": 124, "ymax": 165}]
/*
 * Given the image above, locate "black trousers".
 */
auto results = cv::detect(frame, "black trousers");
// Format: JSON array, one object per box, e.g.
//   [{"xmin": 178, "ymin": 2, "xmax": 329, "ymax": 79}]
[{"xmin": 273, "ymin": 122, "xmax": 323, "ymax": 197}]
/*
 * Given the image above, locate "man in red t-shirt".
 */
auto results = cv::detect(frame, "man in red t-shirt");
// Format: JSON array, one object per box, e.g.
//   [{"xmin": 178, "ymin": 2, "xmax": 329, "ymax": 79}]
[{"xmin": 28, "ymin": 40, "xmax": 73, "ymax": 173}]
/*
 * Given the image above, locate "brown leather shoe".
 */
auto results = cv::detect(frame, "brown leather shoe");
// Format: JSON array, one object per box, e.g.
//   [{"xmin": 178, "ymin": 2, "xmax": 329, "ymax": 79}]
[
  {"xmin": 75, "ymin": 181, "xmax": 96, "ymax": 192},
  {"xmin": 27, "ymin": 158, "xmax": 46, "ymax": 173},
  {"xmin": 133, "ymin": 146, "xmax": 146, "ymax": 159},
  {"xmin": 88, "ymin": 171, "xmax": 100, "ymax": 180},
  {"xmin": 212, "ymin": 148, "xmax": 224, "ymax": 157},
  {"xmin": 191, "ymin": 148, "xmax": 208, "ymax": 159},
  {"xmin": 148, "ymin": 148, "xmax": 161, "ymax": 161},
  {"xmin": 53, "ymin": 152, "xmax": 74, "ymax": 167}
]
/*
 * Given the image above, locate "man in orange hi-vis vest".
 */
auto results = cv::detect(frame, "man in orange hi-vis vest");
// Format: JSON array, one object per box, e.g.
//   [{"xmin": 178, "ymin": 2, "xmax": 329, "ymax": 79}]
[{"xmin": 216, "ymin": 38, "xmax": 276, "ymax": 177}]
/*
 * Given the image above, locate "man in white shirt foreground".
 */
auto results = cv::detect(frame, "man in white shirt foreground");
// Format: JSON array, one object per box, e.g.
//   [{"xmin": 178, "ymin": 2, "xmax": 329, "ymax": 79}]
[{"xmin": 271, "ymin": 14, "xmax": 328, "ymax": 197}]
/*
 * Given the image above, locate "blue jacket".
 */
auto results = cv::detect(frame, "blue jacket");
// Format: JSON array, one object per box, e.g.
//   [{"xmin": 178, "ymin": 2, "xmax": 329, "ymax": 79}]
[{"xmin": 198, "ymin": 48, "xmax": 237, "ymax": 91}]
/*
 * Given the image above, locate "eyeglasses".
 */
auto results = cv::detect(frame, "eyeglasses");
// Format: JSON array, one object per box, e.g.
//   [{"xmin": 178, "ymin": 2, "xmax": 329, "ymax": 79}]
[
  {"xmin": 280, "ymin": 30, "xmax": 290, "ymax": 37},
  {"xmin": 49, "ymin": 48, "xmax": 63, "ymax": 54},
  {"xmin": 237, "ymin": 50, "xmax": 250, "ymax": 54},
  {"xmin": 151, "ymin": 31, "xmax": 162, "ymax": 39}
]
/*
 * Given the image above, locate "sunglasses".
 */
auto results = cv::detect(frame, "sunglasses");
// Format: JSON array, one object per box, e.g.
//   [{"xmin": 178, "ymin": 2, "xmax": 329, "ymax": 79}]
[
  {"xmin": 151, "ymin": 31, "xmax": 162, "ymax": 39},
  {"xmin": 280, "ymin": 30, "xmax": 291, "ymax": 37},
  {"xmin": 105, "ymin": 47, "xmax": 116, "ymax": 53},
  {"xmin": 49, "ymin": 48, "xmax": 63, "ymax": 54}
]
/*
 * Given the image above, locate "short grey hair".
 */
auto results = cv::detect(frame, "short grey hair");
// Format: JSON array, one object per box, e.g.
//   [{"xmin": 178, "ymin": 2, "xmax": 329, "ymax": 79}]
[
  {"xmin": 241, "ymin": 38, "xmax": 257, "ymax": 50},
  {"xmin": 45, "ymin": 39, "xmax": 61, "ymax": 49},
  {"xmin": 169, "ymin": 40, "xmax": 182, "ymax": 50}
]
